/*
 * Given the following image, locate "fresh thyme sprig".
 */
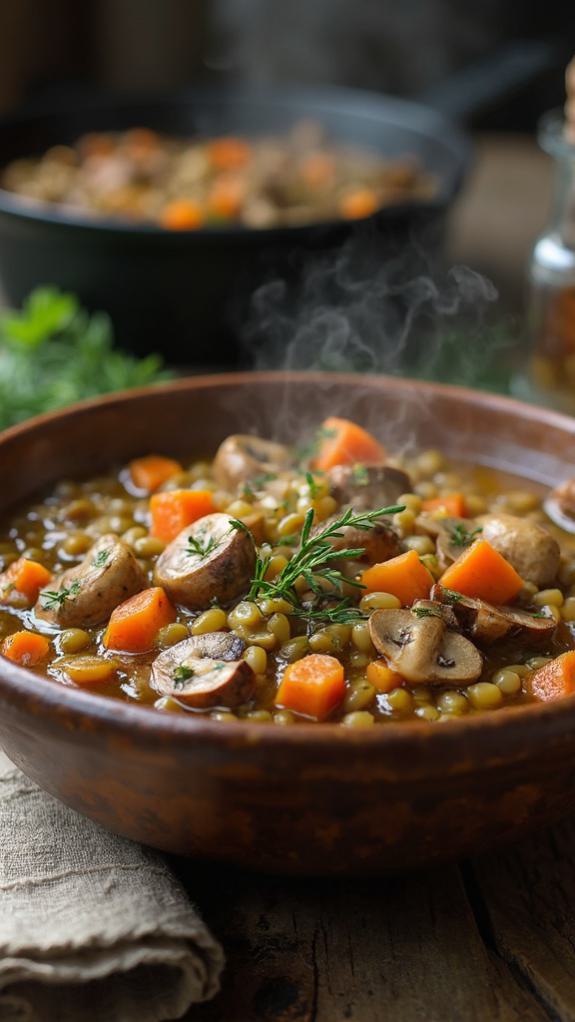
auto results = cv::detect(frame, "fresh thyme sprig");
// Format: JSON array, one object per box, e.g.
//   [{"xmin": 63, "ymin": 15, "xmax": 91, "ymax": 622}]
[
  {"xmin": 247, "ymin": 502, "xmax": 404, "ymax": 624},
  {"xmin": 186, "ymin": 534, "xmax": 220, "ymax": 559}
]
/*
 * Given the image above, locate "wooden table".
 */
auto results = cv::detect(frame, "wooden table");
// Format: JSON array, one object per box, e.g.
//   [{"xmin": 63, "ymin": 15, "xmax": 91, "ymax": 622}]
[
  {"xmin": 174, "ymin": 135, "xmax": 567, "ymax": 1022},
  {"xmin": 180, "ymin": 814, "xmax": 575, "ymax": 1021}
]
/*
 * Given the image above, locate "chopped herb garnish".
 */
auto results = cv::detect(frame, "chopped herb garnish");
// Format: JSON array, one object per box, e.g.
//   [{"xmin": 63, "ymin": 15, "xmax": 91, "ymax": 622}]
[
  {"xmin": 449, "ymin": 524, "xmax": 482, "ymax": 548},
  {"xmin": 246, "ymin": 501, "xmax": 404, "ymax": 625},
  {"xmin": 352, "ymin": 464, "xmax": 370, "ymax": 486},
  {"xmin": 412, "ymin": 605, "xmax": 444, "ymax": 619},
  {"xmin": 186, "ymin": 533, "xmax": 219, "ymax": 559},
  {"xmin": 440, "ymin": 588, "xmax": 463, "ymax": 603},
  {"xmin": 92, "ymin": 548, "xmax": 111, "ymax": 568},
  {"xmin": 173, "ymin": 665, "xmax": 194, "ymax": 688},
  {"xmin": 41, "ymin": 579, "xmax": 81, "ymax": 610}
]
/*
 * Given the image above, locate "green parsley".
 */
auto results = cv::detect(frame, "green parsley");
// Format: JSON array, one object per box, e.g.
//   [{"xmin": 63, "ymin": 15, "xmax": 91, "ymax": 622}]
[
  {"xmin": 440, "ymin": 588, "xmax": 463, "ymax": 604},
  {"xmin": 412, "ymin": 605, "xmax": 444, "ymax": 619},
  {"xmin": 173, "ymin": 665, "xmax": 195, "ymax": 688},
  {"xmin": 0, "ymin": 287, "xmax": 171, "ymax": 430},
  {"xmin": 352, "ymin": 464, "xmax": 370, "ymax": 486},
  {"xmin": 92, "ymin": 548, "xmax": 111, "ymax": 568},
  {"xmin": 41, "ymin": 579, "xmax": 81, "ymax": 610}
]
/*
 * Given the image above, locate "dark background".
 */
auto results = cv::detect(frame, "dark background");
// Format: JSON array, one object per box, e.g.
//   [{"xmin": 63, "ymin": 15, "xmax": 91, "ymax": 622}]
[{"xmin": 0, "ymin": 0, "xmax": 573, "ymax": 129}]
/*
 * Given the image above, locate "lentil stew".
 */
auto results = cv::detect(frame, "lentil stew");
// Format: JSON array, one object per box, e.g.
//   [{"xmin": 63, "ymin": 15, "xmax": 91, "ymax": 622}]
[{"xmin": 2, "ymin": 416, "xmax": 575, "ymax": 727}]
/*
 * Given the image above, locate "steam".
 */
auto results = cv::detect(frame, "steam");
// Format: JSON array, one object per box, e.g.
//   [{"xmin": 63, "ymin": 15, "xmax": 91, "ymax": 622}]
[{"xmin": 239, "ymin": 236, "xmax": 501, "ymax": 453}]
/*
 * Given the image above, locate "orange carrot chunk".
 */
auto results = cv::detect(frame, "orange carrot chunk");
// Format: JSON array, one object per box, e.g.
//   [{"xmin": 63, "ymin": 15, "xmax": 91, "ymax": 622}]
[
  {"xmin": 366, "ymin": 660, "xmax": 404, "ymax": 693},
  {"xmin": 530, "ymin": 651, "xmax": 575, "ymax": 702},
  {"xmin": 439, "ymin": 539, "xmax": 522, "ymax": 605},
  {"xmin": 312, "ymin": 417, "xmax": 386, "ymax": 472},
  {"xmin": 276, "ymin": 654, "xmax": 345, "ymax": 720},
  {"xmin": 129, "ymin": 455, "xmax": 182, "ymax": 493},
  {"xmin": 422, "ymin": 493, "xmax": 468, "ymax": 518},
  {"xmin": 0, "ymin": 558, "xmax": 52, "ymax": 605},
  {"xmin": 2, "ymin": 630, "xmax": 50, "ymax": 666},
  {"xmin": 150, "ymin": 490, "xmax": 215, "ymax": 543},
  {"xmin": 207, "ymin": 137, "xmax": 252, "ymax": 171},
  {"xmin": 207, "ymin": 175, "xmax": 245, "ymax": 219},
  {"xmin": 160, "ymin": 199, "xmax": 203, "ymax": 230},
  {"xmin": 103, "ymin": 587, "xmax": 176, "ymax": 653},
  {"xmin": 340, "ymin": 187, "xmax": 379, "ymax": 220},
  {"xmin": 361, "ymin": 549, "xmax": 433, "ymax": 606}
]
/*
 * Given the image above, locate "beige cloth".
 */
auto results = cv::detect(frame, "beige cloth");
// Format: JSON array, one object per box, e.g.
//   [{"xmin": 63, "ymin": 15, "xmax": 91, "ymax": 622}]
[{"xmin": 0, "ymin": 751, "xmax": 224, "ymax": 1022}]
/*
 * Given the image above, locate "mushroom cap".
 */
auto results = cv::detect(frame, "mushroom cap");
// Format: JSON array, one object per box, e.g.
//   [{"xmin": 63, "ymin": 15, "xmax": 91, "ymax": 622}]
[
  {"xmin": 213, "ymin": 434, "xmax": 293, "ymax": 491},
  {"xmin": 478, "ymin": 512, "xmax": 560, "ymax": 587},
  {"xmin": 327, "ymin": 464, "xmax": 412, "ymax": 512},
  {"xmin": 369, "ymin": 607, "xmax": 482, "ymax": 685},
  {"xmin": 151, "ymin": 632, "xmax": 255, "ymax": 708}
]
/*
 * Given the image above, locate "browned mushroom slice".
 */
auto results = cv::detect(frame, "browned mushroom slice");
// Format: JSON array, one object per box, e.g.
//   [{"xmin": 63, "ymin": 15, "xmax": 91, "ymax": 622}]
[
  {"xmin": 309, "ymin": 513, "xmax": 400, "ymax": 564},
  {"xmin": 431, "ymin": 584, "xmax": 557, "ymax": 645},
  {"xmin": 327, "ymin": 464, "xmax": 412, "ymax": 511},
  {"xmin": 151, "ymin": 633, "xmax": 255, "ymax": 708},
  {"xmin": 477, "ymin": 512, "xmax": 560, "ymax": 586},
  {"xmin": 35, "ymin": 534, "xmax": 146, "ymax": 628},
  {"xmin": 153, "ymin": 513, "xmax": 256, "ymax": 609},
  {"xmin": 411, "ymin": 599, "xmax": 459, "ymax": 629},
  {"xmin": 369, "ymin": 608, "xmax": 482, "ymax": 685},
  {"xmin": 544, "ymin": 479, "xmax": 575, "ymax": 534},
  {"xmin": 213, "ymin": 434, "xmax": 293, "ymax": 491}
]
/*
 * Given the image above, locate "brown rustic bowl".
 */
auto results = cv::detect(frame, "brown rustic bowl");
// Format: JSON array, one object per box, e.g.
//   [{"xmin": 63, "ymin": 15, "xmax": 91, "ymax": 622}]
[{"xmin": 0, "ymin": 372, "xmax": 575, "ymax": 874}]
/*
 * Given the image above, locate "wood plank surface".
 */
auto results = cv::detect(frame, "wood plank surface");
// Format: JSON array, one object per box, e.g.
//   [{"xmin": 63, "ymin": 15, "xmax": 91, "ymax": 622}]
[{"xmin": 180, "ymin": 850, "xmax": 556, "ymax": 1021}]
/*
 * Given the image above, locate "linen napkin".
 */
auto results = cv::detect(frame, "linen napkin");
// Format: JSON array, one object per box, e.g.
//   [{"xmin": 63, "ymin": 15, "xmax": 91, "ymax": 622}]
[{"xmin": 0, "ymin": 750, "xmax": 224, "ymax": 1022}]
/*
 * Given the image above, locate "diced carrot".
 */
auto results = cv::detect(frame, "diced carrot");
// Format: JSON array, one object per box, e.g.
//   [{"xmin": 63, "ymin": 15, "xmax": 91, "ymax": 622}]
[
  {"xmin": 150, "ymin": 490, "xmax": 215, "ymax": 543},
  {"xmin": 301, "ymin": 152, "xmax": 336, "ymax": 188},
  {"xmin": 160, "ymin": 199, "xmax": 203, "ymax": 230},
  {"xmin": 530, "ymin": 651, "xmax": 575, "ymax": 702},
  {"xmin": 421, "ymin": 493, "xmax": 468, "ymax": 518},
  {"xmin": 366, "ymin": 660, "xmax": 404, "ymax": 693},
  {"xmin": 2, "ymin": 630, "xmax": 50, "ymax": 666},
  {"xmin": 276, "ymin": 653, "xmax": 345, "ymax": 720},
  {"xmin": 0, "ymin": 558, "xmax": 52, "ymax": 605},
  {"xmin": 207, "ymin": 137, "xmax": 252, "ymax": 171},
  {"xmin": 312, "ymin": 417, "xmax": 386, "ymax": 472},
  {"xmin": 439, "ymin": 539, "xmax": 522, "ymax": 605},
  {"xmin": 207, "ymin": 175, "xmax": 245, "ymax": 219},
  {"xmin": 339, "ymin": 187, "xmax": 378, "ymax": 220},
  {"xmin": 129, "ymin": 455, "xmax": 182, "ymax": 493},
  {"xmin": 103, "ymin": 587, "xmax": 176, "ymax": 653},
  {"xmin": 361, "ymin": 549, "xmax": 433, "ymax": 606}
]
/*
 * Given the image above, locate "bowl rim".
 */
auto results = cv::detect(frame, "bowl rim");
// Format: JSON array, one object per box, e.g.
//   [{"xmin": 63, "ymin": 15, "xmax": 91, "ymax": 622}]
[
  {"xmin": 1, "ymin": 369, "xmax": 574, "ymax": 753},
  {"xmin": 0, "ymin": 83, "xmax": 469, "ymax": 238}
]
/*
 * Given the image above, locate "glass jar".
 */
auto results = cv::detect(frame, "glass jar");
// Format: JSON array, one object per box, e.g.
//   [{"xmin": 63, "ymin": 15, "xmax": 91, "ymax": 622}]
[{"xmin": 526, "ymin": 112, "xmax": 575, "ymax": 410}]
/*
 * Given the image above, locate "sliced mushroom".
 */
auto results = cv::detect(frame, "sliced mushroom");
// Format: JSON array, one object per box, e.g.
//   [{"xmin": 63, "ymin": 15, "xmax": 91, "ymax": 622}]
[
  {"xmin": 213, "ymin": 434, "xmax": 293, "ymax": 491},
  {"xmin": 477, "ymin": 513, "xmax": 560, "ymax": 587},
  {"xmin": 544, "ymin": 478, "xmax": 575, "ymax": 534},
  {"xmin": 431, "ymin": 584, "xmax": 557, "ymax": 646},
  {"xmin": 327, "ymin": 464, "xmax": 411, "ymax": 511},
  {"xmin": 151, "ymin": 632, "xmax": 255, "ymax": 708},
  {"xmin": 35, "ymin": 534, "xmax": 146, "ymax": 628},
  {"xmin": 411, "ymin": 599, "xmax": 459, "ymax": 629},
  {"xmin": 369, "ymin": 608, "xmax": 482, "ymax": 685},
  {"xmin": 309, "ymin": 513, "xmax": 400, "ymax": 564},
  {"xmin": 153, "ymin": 513, "xmax": 256, "ymax": 609}
]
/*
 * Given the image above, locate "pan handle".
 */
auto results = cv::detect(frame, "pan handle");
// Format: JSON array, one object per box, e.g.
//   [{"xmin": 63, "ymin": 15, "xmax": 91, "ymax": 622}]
[{"xmin": 418, "ymin": 38, "xmax": 565, "ymax": 122}]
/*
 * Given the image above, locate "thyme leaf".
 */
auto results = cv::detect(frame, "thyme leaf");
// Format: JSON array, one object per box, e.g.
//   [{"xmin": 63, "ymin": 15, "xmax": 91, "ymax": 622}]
[
  {"xmin": 41, "ymin": 579, "xmax": 81, "ymax": 610},
  {"xmin": 449, "ymin": 524, "xmax": 482, "ymax": 548}
]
